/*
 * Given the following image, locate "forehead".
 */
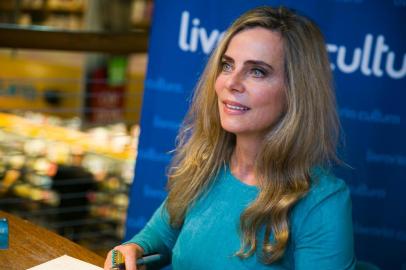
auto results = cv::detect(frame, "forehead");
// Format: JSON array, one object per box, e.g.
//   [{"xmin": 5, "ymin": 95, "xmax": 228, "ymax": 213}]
[{"xmin": 224, "ymin": 27, "xmax": 284, "ymax": 65}]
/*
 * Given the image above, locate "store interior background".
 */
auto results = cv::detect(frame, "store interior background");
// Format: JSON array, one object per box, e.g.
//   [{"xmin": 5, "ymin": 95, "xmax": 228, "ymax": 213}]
[{"xmin": 0, "ymin": 0, "xmax": 151, "ymax": 256}]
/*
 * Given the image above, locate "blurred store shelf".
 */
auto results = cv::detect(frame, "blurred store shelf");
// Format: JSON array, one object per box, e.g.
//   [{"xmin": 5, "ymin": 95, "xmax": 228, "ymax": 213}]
[
  {"xmin": 0, "ymin": 0, "xmax": 151, "ymax": 257},
  {"xmin": 0, "ymin": 112, "xmax": 135, "ymax": 160}
]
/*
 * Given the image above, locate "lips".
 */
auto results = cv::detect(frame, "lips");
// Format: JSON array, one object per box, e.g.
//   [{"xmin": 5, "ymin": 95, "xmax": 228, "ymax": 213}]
[{"xmin": 223, "ymin": 100, "xmax": 251, "ymax": 111}]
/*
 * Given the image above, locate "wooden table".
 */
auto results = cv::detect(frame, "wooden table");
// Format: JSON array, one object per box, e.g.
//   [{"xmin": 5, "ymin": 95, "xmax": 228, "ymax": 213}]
[{"xmin": 0, "ymin": 211, "xmax": 105, "ymax": 270}]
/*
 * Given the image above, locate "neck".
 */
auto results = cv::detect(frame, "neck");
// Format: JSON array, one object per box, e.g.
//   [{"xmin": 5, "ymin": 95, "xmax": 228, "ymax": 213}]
[{"xmin": 230, "ymin": 134, "xmax": 263, "ymax": 186}]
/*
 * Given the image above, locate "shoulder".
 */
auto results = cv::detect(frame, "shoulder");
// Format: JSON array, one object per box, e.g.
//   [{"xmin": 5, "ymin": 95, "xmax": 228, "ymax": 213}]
[
  {"xmin": 303, "ymin": 167, "xmax": 349, "ymax": 208},
  {"xmin": 290, "ymin": 167, "xmax": 352, "ymax": 233},
  {"xmin": 289, "ymin": 169, "xmax": 356, "ymax": 269}
]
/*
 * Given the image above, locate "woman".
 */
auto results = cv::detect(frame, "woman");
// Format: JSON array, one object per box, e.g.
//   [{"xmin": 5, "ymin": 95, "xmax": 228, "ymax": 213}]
[{"xmin": 105, "ymin": 6, "xmax": 356, "ymax": 270}]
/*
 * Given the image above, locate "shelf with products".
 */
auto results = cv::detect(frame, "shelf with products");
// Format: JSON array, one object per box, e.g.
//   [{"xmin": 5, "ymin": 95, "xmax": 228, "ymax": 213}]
[
  {"xmin": 0, "ymin": 0, "xmax": 85, "ymax": 13},
  {"xmin": 0, "ymin": 112, "xmax": 138, "ymax": 248},
  {"xmin": 0, "ymin": 5, "xmax": 85, "ymax": 15},
  {"xmin": 0, "ymin": 112, "xmax": 136, "ymax": 160},
  {"xmin": 0, "ymin": 0, "xmax": 153, "ymax": 31},
  {"xmin": 0, "ymin": 1, "xmax": 151, "ymax": 54},
  {"xmin": 131, "ymin": 0, "xmax": 153, "ymax": 30},
  {"xmin": 0, "ymin": 0, "xmax": 86, "ymax": 30}
]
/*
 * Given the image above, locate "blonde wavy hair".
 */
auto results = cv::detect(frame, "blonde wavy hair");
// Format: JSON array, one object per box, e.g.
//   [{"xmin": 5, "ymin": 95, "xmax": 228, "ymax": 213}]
[{"xmin": 166, "ymin": 6, "xmax": 339, "ymax": 264}]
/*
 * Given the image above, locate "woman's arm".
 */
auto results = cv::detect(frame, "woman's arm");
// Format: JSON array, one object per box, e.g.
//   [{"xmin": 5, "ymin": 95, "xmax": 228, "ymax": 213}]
[
  {"xmin": 126, "ymin": 201, "xmax": 180, "ymax": 257},
  {"xmin": 104, "ymin": 201, "xmax": 180, "ymax": 269}
]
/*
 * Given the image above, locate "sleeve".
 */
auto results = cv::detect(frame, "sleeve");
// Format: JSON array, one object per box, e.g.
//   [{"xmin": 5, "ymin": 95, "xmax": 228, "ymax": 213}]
[
  {"xmin": 125, "ymin": 200, "xmax": 180, "ymax": 261},
  {"xmin": 292, "ymin": 181, "xmax": 357, "ymax": 270}
]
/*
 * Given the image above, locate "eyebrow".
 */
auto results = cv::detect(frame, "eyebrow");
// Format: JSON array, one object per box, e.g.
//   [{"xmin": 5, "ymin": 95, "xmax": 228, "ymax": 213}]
[{"xmin": 222, "ymin": 54, "xmax": 274, "ymax": 72}]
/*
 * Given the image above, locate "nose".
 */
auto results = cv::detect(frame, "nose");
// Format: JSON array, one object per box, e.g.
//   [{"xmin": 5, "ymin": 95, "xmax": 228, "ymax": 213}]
[{"xmin": 224, "ymin": 71, "xmax": 245, "ymax": 93}]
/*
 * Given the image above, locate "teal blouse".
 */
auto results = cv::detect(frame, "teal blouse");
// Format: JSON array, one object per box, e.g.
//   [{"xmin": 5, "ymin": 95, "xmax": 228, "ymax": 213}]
[{"xmin": 128, "ymin": 166, "xmax": 356, "ymax": 269}]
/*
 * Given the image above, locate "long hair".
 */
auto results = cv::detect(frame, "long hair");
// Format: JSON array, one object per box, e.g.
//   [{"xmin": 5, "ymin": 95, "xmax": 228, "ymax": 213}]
[{"xmin": 166, "ymin": 6, "xmax": 340, "ymax": 264}]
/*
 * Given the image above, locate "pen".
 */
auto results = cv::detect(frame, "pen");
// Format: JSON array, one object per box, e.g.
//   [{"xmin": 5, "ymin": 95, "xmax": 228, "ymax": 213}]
[
  {"xmin": 111, "ymin": 250, "xmax": 162, "ymax": 270},
  {"xmin": 136, "ymin": 253, "xmax": 163, "ymax": 265}
]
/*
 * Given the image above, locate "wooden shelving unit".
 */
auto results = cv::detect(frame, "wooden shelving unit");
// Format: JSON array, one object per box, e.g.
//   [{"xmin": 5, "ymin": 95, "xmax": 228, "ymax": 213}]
[
  {"xmin": 0, "ymin": 0, "xmax": 150, "ymax": 53},
  {"xmin": 0, "ymin": 24, "xmax": 148, "ymax": 53}
]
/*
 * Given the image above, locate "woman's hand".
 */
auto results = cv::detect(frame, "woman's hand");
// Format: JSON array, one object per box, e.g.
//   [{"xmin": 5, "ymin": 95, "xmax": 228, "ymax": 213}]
[{"xmin": 104, "ymin": 243, "xmax": 146, "ymax": 270}]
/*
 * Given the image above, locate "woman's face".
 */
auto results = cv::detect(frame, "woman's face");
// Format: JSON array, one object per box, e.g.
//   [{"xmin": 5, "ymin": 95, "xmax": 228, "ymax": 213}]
[{"xmin": 215, "ymin": 27, "xmax": 287, "ymax": 139}]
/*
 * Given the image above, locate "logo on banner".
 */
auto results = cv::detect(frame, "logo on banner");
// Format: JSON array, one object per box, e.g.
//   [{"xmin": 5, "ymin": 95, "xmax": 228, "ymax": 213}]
[
  {"xmin": 339, "ymin": 107, "xmax": 401, "ymax": 125},
  {"xmin": 333, "ymin": 0, "xmax": 364, "ymax": 3},
  {"xmin": 354, "ymin": 222, "xmax": 406, "ymax": 242},
  {"xmin": 349, "ymin": 183, "xmax": 386, "ymax": 199},
  {"xmin": 394, "ymin": 0, "xmax": 406, "ymax": 7},
  {"xmin": 179, "ymin": 11, "xmax": 225, "ymax": 54},
  {"xmin": 153, "ymin": 115, "xmax": 181, "ymax": 131},
  {"xmin": 366, "ymin": 149, "xmax": 406, "ymax": 167},
  {"xmin": 138, "ymin": 148, "xmax": 172, "ymax": 163},
  {"xmin": 143, "ymin": 185, "xmax": 167, "ymax": 199},
  {"xmin": 327, "ymin": 34, "xmax": 405, "ymax": 79},
  {"xmin": 145, "ymin": 77, "xmax": 183, "ymax": 94},
  {"xmin": 178, "ymin": 12, "xmax": 405, "ymax": 80}
]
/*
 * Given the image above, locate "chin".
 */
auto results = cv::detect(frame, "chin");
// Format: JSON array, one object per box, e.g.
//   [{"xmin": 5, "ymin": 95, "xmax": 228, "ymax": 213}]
[{"xmin": 220, "ymin": 121, "xmax": 246, "ymax": 135}]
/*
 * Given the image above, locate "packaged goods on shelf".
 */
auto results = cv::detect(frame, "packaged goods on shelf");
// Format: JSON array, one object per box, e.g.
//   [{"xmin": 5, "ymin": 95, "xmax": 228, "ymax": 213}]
[{"xmin": 0, "ymin": 112, "xmax": 139, "ymax": 249}]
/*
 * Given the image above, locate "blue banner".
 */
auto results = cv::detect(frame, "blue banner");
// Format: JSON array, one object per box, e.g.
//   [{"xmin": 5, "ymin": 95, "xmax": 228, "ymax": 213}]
[{"xmin": 126, "ymin": 1, "xmax": 406, "ymax": 269}]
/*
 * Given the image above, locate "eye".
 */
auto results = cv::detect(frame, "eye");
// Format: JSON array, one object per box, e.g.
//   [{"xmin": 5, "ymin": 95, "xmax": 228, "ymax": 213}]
[
  {"xmin": 250, "ymin": 68, "xmax": 267, "ymax": 78},
  {"xmin": 221, "ymin": 61, "xmax": 233, "ymax": 73}
]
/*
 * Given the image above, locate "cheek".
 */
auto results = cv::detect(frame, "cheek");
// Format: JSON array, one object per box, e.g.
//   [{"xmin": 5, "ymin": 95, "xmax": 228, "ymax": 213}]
[
  {"xmin": 275, "ymin": 87, "xmax": 287, "ymax": 113},
  {"xmin": 271, "ymin": 92, "xmax": 286, "ymax": 119},
  {"xmin": 214, "ymin": 76, "xmax": 225, "ymax": 96},
  {"xmin": 256, "ymin": 86, "xmax": 286, "ymax": 116}
]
